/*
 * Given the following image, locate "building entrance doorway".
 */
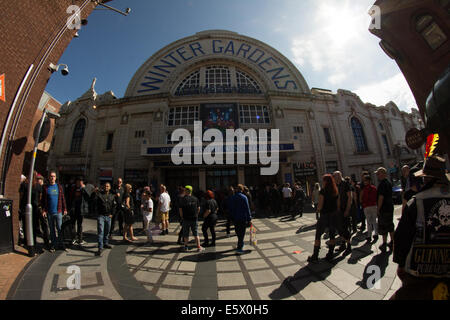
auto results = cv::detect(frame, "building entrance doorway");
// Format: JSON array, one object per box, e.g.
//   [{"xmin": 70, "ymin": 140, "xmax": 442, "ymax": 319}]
[
  {"xmin": 206, "ymin": 168, "xmax": 237, "ymax": 191},
  {"xmin": 165, "ymin": 168, "xmax": 199, "ymax": 195}
]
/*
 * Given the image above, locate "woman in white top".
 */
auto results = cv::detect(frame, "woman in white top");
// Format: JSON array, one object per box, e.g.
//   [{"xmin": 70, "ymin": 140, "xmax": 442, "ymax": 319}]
[
  {"xmin": 141, "ymin": 191, "xmax": 154, "ymax": 243},
  {"xmin": 312, "ymin": 182, "xmax": 321, "ymax": 220}
]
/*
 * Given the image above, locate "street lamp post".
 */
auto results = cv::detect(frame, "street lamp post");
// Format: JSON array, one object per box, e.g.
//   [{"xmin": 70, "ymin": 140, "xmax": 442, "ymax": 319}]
[{"xmin": 25, "ymin": 108, "xmax": 60, "ymax": 256}]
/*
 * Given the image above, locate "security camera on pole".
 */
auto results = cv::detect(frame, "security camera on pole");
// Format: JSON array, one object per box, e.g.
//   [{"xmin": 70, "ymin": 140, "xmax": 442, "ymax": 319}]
[{"xmin": 25, "ymin": 108, "xmax": 60, "ymax": 257}]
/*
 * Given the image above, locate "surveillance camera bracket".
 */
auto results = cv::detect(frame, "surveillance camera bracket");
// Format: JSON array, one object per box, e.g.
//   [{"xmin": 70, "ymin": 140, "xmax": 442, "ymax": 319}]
[{"xmin": 92, "ymin": 0, "xmax": 131, "ymax": 16}]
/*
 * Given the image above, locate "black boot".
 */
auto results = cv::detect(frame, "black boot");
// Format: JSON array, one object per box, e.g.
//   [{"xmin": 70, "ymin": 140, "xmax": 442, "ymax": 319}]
[
  {"xmin": 307, "ymin": 246, "xmax": 320, "ymax": 262},
  {"xmin": 336, "ymin": 243, "xmax": 346, "ymax": 252},
  {"xmin": 325, "ymin": 244, "xmax": 335, "ymax": 261}
]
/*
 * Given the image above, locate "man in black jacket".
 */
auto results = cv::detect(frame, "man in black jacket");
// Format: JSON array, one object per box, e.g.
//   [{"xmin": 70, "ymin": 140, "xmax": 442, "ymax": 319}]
[
  {"xmin": 110, "ymin": 178, "xmax": 125, "ymax": 238},
  {"xmin": 393, "ymin": 156, "xmax": 450, "ymax": 300},
  {"xmin": 93, "ymin": 182, "xmax": 115, "ymax": 256},
  {"xmin": 70, "ymin": 177, "xmax": 90, "ymax": 245}
]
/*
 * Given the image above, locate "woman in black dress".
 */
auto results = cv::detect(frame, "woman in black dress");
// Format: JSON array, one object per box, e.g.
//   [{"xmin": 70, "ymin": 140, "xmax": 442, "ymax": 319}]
[
  {"xmin": 201, "ymin": 190, "xmax": 219, "ymax": 247},
  {"xmin": 123, "ymin": 184, "xmax": 137, "ymax": 242},
  {"xmin": 308, "ymin": 174, "xmax": 340, "ymax": 262}
]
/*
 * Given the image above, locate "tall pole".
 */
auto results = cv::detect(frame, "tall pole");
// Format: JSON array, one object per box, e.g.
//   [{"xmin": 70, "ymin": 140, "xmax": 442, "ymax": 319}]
[{"xmin": 25, "ymin": 109, "xmax": 48, "ymax": 256}]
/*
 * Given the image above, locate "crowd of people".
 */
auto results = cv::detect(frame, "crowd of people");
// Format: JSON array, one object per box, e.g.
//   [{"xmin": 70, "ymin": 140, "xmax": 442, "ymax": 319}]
[
  {"xmin": 307, "ymin": 168, "xmax": 397, "ymax": 262},
  {"xmin": 20, "ymin": 172, "xmax": 299, "ymax": 256},
  {"xmin": 16, "ymin": 168, "xmax": 399, "ymax": 258},
  {"xmin": 17, "ymin": 155, "xmax": 450, "ymax": 299}
]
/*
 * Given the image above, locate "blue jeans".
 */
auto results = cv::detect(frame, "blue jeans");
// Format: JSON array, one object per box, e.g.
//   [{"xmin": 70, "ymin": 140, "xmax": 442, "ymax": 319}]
[
  {"xmin": 48, "ymin": 213, "xmax": 63, "ymax": 248},
  {"xmin": 97, "ymin": 215, "xmax": 111, "ymax": 249}
]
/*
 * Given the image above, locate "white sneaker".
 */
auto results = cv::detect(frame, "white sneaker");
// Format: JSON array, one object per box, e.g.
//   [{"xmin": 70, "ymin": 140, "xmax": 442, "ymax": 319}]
[{"xmin": 197, "ymin": 246, "xmax": 205, "ymax": 252}]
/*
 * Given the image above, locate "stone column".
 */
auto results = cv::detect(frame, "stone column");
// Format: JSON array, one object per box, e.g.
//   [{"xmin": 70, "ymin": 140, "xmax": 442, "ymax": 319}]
[{"xmin": 199, "ymin": 169, "xmax": 206, "ymax": 191}]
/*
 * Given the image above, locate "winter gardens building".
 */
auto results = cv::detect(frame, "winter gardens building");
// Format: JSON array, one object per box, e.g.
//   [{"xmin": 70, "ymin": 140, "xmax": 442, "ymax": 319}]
[{"xmin": 48, "ymin": 30, "xmax": 423, "ymax": 195}]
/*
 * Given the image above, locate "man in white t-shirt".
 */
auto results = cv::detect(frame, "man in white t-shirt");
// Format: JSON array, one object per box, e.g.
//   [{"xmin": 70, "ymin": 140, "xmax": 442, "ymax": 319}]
[
  {"xmin": 282, "ymin": 183, "xmax": 292, "ymax": 213},
  {"xmin": 141, "ymin": 190, "xmax": 154, "ymax": 243},
  {"xmin": 158, "ymin": 185, "xmax": 171, "ymax": 235}
]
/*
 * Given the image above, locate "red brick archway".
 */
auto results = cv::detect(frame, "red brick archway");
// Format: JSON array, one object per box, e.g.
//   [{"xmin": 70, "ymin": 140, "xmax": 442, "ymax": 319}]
[{"xmin": 0, "ymin": 0, "xmax": 105, "ymax": 244}]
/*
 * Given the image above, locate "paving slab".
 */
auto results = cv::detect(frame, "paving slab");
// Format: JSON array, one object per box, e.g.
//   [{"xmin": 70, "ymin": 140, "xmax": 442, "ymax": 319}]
[{"xmin": 8, "ymin": 211, "xmax": 404, "ymax": 301}]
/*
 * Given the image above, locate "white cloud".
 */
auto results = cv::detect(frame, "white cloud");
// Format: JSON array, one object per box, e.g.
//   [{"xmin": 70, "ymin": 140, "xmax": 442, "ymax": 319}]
[
  {"xmin": 291, "ymin": 1, "xmax": 374, "ymax": 80},
  {"xmin": 354, "ymin": 73, "xmax": 418, "ymax": 112},
  {"xmin": 288, "ymin": 0, "xmax": 415, "ymax": 111}
]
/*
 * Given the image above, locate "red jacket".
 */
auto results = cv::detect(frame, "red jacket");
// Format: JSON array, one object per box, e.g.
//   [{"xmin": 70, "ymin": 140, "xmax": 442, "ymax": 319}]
[
  {"xmin": 361, "ymin": 184, "xmax": 377, "ymax": 208},
  {"xmin": 42, "ymin": 183, "xmax": 67, "ymax": 214}
]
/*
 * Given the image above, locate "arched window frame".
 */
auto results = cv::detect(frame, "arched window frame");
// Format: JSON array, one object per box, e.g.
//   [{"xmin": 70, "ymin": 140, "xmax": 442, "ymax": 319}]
[
  {"xmin": 70, "ymin": 118, "xmax": 86, "ymax": 153},
  {"xmin": 350, "ymin": 117, "xmax": 369, "ymax": 153},
  {"xmin": 175, "ymin": 70, "xmax": 200, "ymax": 96},
  {"xmin": 236, "ymin": 69, "xmax": 262, "ymax": 94}
]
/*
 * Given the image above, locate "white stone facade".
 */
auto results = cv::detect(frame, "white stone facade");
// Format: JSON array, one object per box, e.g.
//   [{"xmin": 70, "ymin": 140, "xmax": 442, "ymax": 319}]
[{"xmin": 48, "ymin": 30, "xmax": 423, "ymax": 194}]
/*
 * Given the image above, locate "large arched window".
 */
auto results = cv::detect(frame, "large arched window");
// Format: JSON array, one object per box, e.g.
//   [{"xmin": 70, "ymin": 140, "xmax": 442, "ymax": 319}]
[
  {"xmin": 236, "ymin": 70, "xmax": 262, "ymax": 94},
  {"xmin": 351, "ymin": 117, "xmax": 368, "ymax": 153},
  {"xmin": 70, "ymin": 119, "xmax": 86, "ymax": 153},
  {"xmin": 175, "ymin": 71, "xmax": 200, "ymax": 96}
]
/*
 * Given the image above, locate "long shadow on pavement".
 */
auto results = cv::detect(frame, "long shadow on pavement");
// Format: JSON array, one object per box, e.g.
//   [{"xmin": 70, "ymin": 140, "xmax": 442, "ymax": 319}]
[
  {"xmin": 269, "ymin": 254, "xmax": 347, "ymax": 300},
  {"xmin": 177, "ymin": 249, "xmax": 245, "ymax": 263},
  {"xmin": 357, "ymin": 250, "xmax": 392, "ymax": 289}
]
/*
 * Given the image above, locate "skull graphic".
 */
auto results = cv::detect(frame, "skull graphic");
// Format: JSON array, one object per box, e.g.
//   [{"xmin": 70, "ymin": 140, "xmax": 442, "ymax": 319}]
[{"xmin": 438, "ymin": 203, "xmax": 450, "ymax": 228}]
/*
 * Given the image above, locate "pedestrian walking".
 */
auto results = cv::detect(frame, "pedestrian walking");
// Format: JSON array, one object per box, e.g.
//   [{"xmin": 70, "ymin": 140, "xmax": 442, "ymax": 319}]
[
  {"xmin": 122, "ymin": 184, "xmax": 137, "ymax": 242},
  {"xmin": 176, "ymin": 186, "xmax": 186, "ymax": 244},
  {"xmin": 292, "ymin": 183, "xmax": 305, "ymax": 218},
  {"xmin": 41, "ymin": 171, "xmax": 68, "ymax": 252},
  {"xmin": 360, "ymin": 175, "xmax": 379, "ymax": 243},
  {"xmin": 346, "ymin": 177, "xmax": 359, "ymax": 234},
  {"xmin": 202, "ymin": 190, "xmax": 219, "ymax": 247},
  {"xmin": 333, "ymin": 171, "xmax": 352, "ymax": 255},
  {"xmin": 282, "ymin": 183, "xmax": 292, "ymax": 213},
  {"xmin": 229, "ymin": 184, "xmax": 252, "ymax": 254},
  {"xmin": 141, "ymin": 190, "xmax": 154, "ymax": 244},
  {"xmin": 110, "ymin": 178, "xmax": 125, "ymax": 238},
  {"xmin": 312, "ymin": 182, "xmax": 321, "ymax": 220},
  {"xmin": 179, "ymin": 185, "xmax": 204, "ymax": 252},
  {"xmin": 375, "ymin": 167, "xmax": 395, "ymax": 252},
  {"xmin": 31, "ymin": 172, "xmax": 50, "ymax": 252},
  {"xmin": 244, "ymin": 186, "xmax": 255, "ymax": 217},
  {"xmin": 92, "ymin": 183, "xmax": 115, "ymax": 256},
  {"xmin": 224, "ymin": 186, "xmax": 235, "ymax": 237},
  {"xmin": 270, "ymin": 184, "xmax": 281, "ymax": 216},
  {"xmin": 69, "ymin": 177, "xmax": 90, "ymax": 246},
  {"xmin": 158, "ymin": 185, "xmax": 171, "ymax": 235},
  {"xmin": 308, "ymin": 174, "xmax": 340, "ymax": 262},
  {"xmin": 392, "ymin": 155, "xmax": 450, "ymax": 300},
  {"xmin": 358, "ymin": 171, "xmax": 370, "ymax": 231}
]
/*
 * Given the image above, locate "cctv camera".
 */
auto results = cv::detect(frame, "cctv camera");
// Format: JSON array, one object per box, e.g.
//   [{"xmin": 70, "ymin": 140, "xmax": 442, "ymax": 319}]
[
  {"xmin": 125, "ymin": 8, "xmax": 131, "ymax": 14},
  {"xmin": 61, "ymin": 66, "xmax": 69, "ymax": 76}
]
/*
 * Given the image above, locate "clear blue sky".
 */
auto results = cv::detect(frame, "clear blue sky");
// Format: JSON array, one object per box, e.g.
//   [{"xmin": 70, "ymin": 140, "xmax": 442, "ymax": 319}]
[{"xmin": 46, "ymin": 0, "xmax": 417, "ymax": 112}]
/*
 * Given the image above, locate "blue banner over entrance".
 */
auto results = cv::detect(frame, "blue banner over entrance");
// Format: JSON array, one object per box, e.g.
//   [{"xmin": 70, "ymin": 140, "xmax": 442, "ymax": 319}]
[{"xmin": 145, "ymin": 143, "xmax": 295, "ymax": 156}]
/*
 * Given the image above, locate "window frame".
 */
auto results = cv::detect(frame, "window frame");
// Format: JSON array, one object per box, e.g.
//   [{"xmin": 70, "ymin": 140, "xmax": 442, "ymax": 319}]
[
  {"xmin": 323, "ymin": 127, "xmax": 333, "ymax": 145},
  {"xmin": 350, "ymin": 117, "xmax": 369, "ymax": 153},
  {"xmin": 70, "ymin": 118, "xmax": 86, "ymax": 153}
]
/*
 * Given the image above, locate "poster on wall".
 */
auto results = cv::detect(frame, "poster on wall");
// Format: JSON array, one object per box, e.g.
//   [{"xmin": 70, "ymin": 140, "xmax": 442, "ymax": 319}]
[{"xmin": 201, "ymin": 103, "xmax": 238, "ymax": 133}]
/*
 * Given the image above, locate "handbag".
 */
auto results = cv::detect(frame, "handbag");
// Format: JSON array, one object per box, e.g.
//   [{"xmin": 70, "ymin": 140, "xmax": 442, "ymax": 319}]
[{"xmin": 249, "ymin": 223, "xmax": 257, "ymax": 246}]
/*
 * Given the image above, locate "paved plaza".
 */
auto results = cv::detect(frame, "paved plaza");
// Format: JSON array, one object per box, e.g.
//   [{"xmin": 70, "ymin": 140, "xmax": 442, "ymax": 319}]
[{"xmin": 7, "ymin": 207, "xmax": 403, "ymax": 300}]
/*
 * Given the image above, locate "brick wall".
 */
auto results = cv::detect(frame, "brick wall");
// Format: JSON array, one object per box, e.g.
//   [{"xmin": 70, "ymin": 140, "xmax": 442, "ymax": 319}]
[{"xmin": 0, "ymin": 0, "xmax": 96, "ymax": 244}]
